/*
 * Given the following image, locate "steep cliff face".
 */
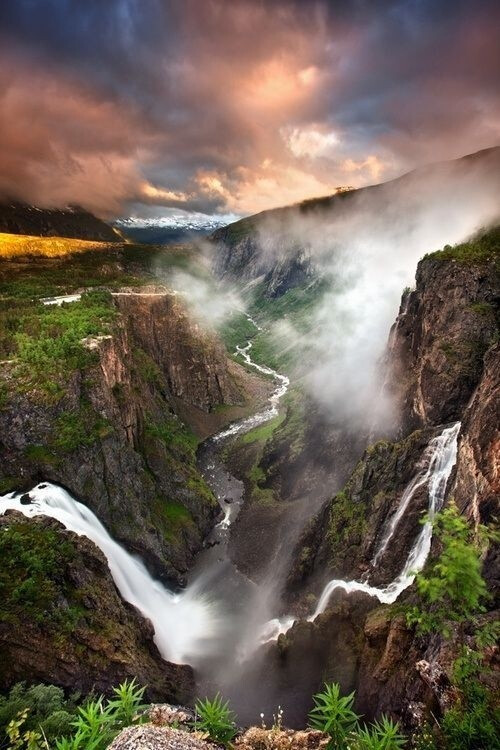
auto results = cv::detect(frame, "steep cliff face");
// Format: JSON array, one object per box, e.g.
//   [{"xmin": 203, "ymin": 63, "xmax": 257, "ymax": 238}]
[
  {"xmin": 114, "ymin": 290, "xmax": 242, "ymax": 412},
  {"xmin": 454, "ymin": 343, "xmax": 499, "ymax": 525},
  {"xmin": 0, "ymin": 289, "xmax": 260, "ymax": 583},
  {"xmin": 0, "ymin": 513, "xmax": 193, "ymax": 703},
  {"xmin": 285, "ymin": 428, "xmax": 436, "ymax": 604},
  {"xmin": 272, "ymin": 234, "xmax": 499, "ymax": 726},
  {"xmin": 211, "ymin": 222, "xmax": 315, "ymax": 299},
  {"xmin": 388, "ymin": 252, "xmax": 498, "ymax": 434}
]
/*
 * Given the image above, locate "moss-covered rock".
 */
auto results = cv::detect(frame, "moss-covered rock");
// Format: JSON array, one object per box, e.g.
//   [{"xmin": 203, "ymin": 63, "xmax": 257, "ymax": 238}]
[{"xmin": 0, "ymin": 513, "xmax": 193, "ymax": 703}]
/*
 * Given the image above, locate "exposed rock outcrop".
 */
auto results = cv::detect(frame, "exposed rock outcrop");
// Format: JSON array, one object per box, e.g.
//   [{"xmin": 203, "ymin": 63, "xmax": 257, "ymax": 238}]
[
  {"xmin": 0, "ymin": 513, "xmax": 193, "ymax": 702},
  {"xmin": 109, "ymin": 726, "xmax": 208, "ymax": 750},
  {"xmin": 388, "ymin": 253, "xmax": 498, "ymax": 434},
  {"xmin": 271, "ymin": 242, "xmax": 499, "ymax": 727},
  {"xmin": 114, "ymin": 290, "xmax": 242, "ymax": 412}
]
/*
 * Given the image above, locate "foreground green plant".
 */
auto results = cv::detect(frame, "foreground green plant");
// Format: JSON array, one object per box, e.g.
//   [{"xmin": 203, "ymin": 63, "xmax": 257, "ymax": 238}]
[
  {"xmin": 439, "ymin": 637, "xmax": 500, "ymax": 750},
  {"xmin": 308, "ymin": 683, "xmax": 359, "ymax": 747},
  {"xmin": 0, "ymin": 683, "xmax": 78, "ymax": 745},
  {"xmin": 354, "ymin": 716, "xmax": 406, "ymax": 749},
  {"xmin": 193, "ymin": 694, "xmax": 237, "ymax": 747},
  {"xmin": 5, "ymin": 709, "xmax": 47, "ymax": 750},
  {"xmin": 55, "ymin": 679, "xmax": 147, "ymax": 750}
]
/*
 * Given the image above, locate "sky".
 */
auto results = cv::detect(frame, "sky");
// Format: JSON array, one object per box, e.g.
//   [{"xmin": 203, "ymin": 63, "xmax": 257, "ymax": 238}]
[{"xmin": 0, "ymin": 0, "xmax": 499, "ymax": 220}]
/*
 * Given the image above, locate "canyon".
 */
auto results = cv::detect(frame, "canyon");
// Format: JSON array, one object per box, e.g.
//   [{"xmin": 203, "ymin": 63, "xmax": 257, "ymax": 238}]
[{"xmin": 0, "ymin": 152, "xmax": 498, "ymax": 744}]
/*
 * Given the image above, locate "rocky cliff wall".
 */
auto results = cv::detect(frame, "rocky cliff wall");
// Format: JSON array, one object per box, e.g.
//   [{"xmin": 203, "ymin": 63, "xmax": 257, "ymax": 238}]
[
  {"xmin": 0, "ymin": 512, "xmax": 193, "ymax": 702},
  {"xmin": 0, "ymin": 289, "xmax": 258, "ymax": 584}
]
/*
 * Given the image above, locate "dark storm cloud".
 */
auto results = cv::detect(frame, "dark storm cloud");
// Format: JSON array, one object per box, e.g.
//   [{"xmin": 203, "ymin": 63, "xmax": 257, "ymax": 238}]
[{"xmin": 0, "ymin": 0, "xmax": 498, "ymax": 216}]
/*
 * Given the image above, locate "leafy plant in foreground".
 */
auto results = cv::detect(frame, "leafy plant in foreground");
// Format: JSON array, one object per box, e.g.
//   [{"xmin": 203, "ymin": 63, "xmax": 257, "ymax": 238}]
[
  {"xmin": 193, "ymin": 694, "xmax": 237, "ymax": 747},
  {"xmin": 55, "ymin": 679, "xmax": 147, "ymax": 750},
  {"xmin": 5, "ymin": 709, "xmax": 46, "ymax": 750},
  {"xmin": 308, "ymin": 683, "xmax": 359, "ymax": 747},
  {"xmin": 353, "ymin": 715, "xmax": 406, "ymax": 749}
]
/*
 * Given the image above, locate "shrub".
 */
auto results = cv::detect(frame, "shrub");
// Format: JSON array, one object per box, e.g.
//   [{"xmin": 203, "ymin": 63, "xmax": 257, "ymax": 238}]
[
  {"xmin": 193, "ymin": 694, "xmax": 237, "ymax": 747},
  {"xmin": 353, "ymin": 716, "xmax": 406, "ymax": 749},
  {"xmin": 55, "ymin": 679, "xmax": 147, "ymax": 750},
  {"xmin": 0, "ymin": 522, "xmax": 76, "ymax": 627},
  {"xmin": 405, "ymin": 503, "xmax": 489, "ymax": 636},
  {"xmin": 0, "ymin": 683, "xmax": 77, "ymax": 744},
  {"xmin": 308, "ymin": 683, "xmax": 359, "ymax": 747},
  {"xmin": 439, "ymin": 642, "xmax": 500, "ymax": 750}
]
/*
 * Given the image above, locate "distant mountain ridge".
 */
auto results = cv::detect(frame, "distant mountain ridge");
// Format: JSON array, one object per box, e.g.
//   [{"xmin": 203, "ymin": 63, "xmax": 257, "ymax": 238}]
[{"xmin": 0, "ymin": 201, "xmax": 121, "ymax": 242}]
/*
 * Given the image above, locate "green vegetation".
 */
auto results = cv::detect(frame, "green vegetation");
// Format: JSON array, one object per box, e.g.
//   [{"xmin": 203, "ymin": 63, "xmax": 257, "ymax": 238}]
[
  {"xmin": 52, "ymin": 408, "xmax": 113, "ymax": 453},
  {"xmin": 55, "ymin": 679, "xmax": 146, "ymax": 750},
  {"xmin": 132, "ymin": 348, "xmax": 163, "ymax": 386},
  {"xmin": 327, "ymin": 489, "xmax": 367, "ymax": 562},
  {"xmin": 0, "ymin": 683, "xmax": 79, "ymax": 747},
  {"xmin": 145, "ymin": 414, "xmax": 216, "ymax": 540},
  {"xmin": 0, "ymin": 290, "xmax": 119, "ymax": 398},
  {"xmin": 218, "ymin": 313, "xmax": 258, "ymax": 354},
  {"xmin": 14, "ymin": 291, "xmax": 116, "ymax": 373},
  {"xmin": 404, "ymin": 504, "xmax": 498, "ymax": 749},
  {"xmin": 424, "ymin": 225, "xmax": 500, "ymax": 266},
  {"xmin": 308, "ymin": 683, "xmax": 406, "ymax": 749},
  {"xmin": 22, "ymin": 406, "xmax": 113, "ymax": 463},
  {"xmin": 439, "ymin": 637, "xmax": 500, "ymax": 750},
  {"xmin": 145, "ymin": 416, "xmax": 198, "ymax": 459},
  {"xmin": 467, "ymin": 301, "xmax": 495, "ymax": 316},
  {"xmin": 153, "ymin": 499, "xmax": 195, "ymax": 544},
  {"xmin": 405, "ymin": 504, "xmax": 489, "ymax": 636},
  {"xmin": 238, "ymin": 414, "xmax": 284, "ymax": 446},
  {"xmin": 0, "ymin": 521, "xmax": 77, "ymax": 628},
  {"xmin": 193, "ymin": 694, "xmax": 237, "ymax": 747},
  {"xmin": 308, "ymin": 683, "xmax": 359, "ymax": 747}
]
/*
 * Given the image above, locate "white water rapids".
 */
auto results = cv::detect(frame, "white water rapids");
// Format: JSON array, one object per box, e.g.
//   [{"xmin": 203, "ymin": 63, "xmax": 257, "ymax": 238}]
[{"xmin": 262, "ymin": 421, "xmax": 460, "ymax": 641}]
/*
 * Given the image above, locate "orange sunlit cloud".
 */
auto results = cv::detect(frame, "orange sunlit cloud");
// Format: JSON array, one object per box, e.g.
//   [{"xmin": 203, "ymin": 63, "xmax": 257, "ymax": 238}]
[{"xmin": 0, "ymin": 0, "xmax": 499, "ymax": 218}]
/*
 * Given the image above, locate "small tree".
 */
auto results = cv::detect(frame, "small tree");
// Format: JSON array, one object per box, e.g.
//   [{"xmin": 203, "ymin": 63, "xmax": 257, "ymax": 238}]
[{"xmin": 406, "ymin": 503, "xmax": 489, "ymax": 636}]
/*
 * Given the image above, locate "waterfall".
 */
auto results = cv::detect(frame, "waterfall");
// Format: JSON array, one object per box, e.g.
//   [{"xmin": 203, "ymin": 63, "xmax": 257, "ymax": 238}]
[
  {"xmin": 0, "ymin": 483, "xmax": 220, "ymax": 665},
  {"xmin": 311, "ymin": 421, "xmax": 460, "ymax": 616},
  {"xmin": 262, "ymin": 421, "xmax": 460, "ymax": 640}
]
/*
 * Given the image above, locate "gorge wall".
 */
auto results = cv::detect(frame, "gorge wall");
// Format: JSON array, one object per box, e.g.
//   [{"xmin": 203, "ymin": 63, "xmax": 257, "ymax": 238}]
[
  {"xmin": 257, "ymin": 231, "xmax": 499, "ymax": 726},
  {"xmin": 0, "ymin": 289, "xmax": 258, "ymax": 584}
]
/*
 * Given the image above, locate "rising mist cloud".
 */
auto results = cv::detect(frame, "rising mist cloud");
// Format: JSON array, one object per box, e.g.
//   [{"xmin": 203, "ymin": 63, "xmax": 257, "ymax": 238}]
[{"xmin": 253, "ymin": 149, "xmax": 500, "ymax": 429}]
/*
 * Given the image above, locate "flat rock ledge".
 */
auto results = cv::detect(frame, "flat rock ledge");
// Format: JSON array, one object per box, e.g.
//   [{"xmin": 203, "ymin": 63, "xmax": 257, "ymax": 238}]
[
  {"xmin": 110, "ymin": 725, "xmax": 331, "ymax": 750},
  {"xmin": 109, "ymin": 726, "xmax": 209, "ymax": 750}
]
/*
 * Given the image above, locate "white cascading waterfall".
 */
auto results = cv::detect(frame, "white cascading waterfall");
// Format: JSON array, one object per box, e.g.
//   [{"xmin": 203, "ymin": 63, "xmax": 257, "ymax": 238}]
[
  {"xmin": 262, "ymin": 421, "xmax": 460, "ymax": 640},
  {"xmin": 0, "ymin": 483, "xmax": 221, "ymax": 665},
  {"xmin": 0, "ymin": 315, "xmax": 291, "ymax": 668}
]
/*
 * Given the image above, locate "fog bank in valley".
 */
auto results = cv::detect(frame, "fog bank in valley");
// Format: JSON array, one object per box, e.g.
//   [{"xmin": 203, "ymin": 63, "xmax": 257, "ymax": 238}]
[{"xmin": 253, "ymin": 152, "xmax": 500, "ymax": 432}]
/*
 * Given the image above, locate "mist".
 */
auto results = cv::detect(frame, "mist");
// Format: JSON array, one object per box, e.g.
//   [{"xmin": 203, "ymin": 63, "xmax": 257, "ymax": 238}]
[{"xmin": 253, "ymin": 151, "xmax": 500, "ymax": 432}]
